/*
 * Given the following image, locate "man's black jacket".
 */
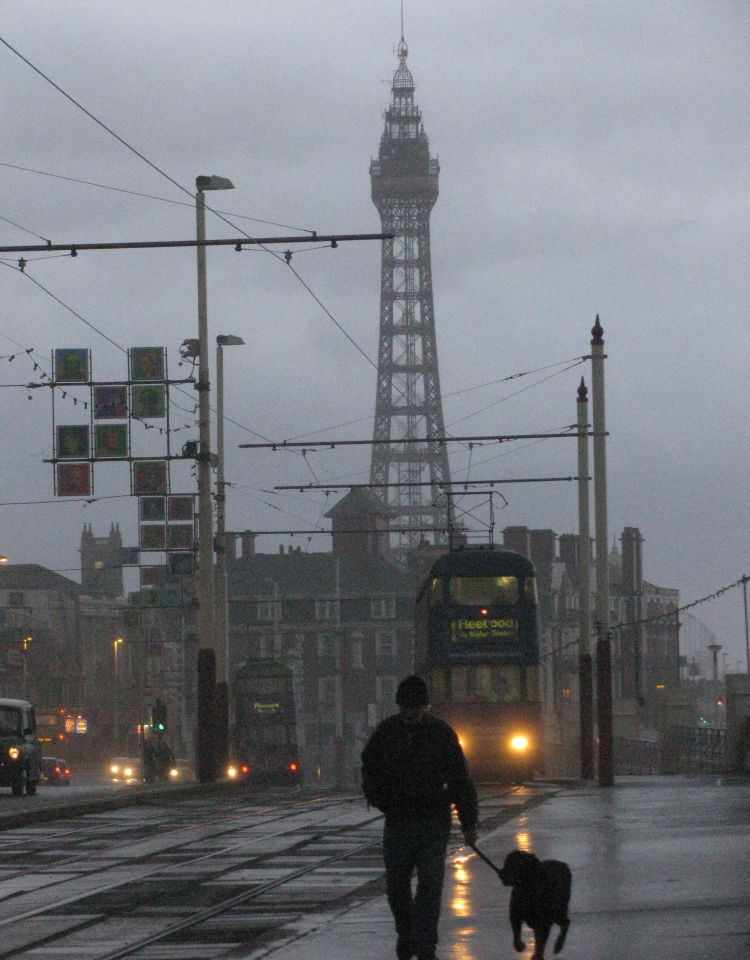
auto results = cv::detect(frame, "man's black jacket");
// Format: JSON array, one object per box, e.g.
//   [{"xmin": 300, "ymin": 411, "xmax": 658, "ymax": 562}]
[{"xmin": 361, "ymin": 712, "xmax": 478, "ymax": 828}]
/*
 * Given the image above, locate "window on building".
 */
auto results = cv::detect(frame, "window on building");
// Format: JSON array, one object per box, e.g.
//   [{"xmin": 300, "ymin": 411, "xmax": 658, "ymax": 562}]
[
  {"xmin": 318, "ymin": 676, "xmax": 336, "ymax": 705},
  {"xmin": 317, "ymin": 633, "xmax": 337, "ymax": 658},
  {"xmin": 349, "ymin": 633, "xmax": 364, "ymax": 670},
  {"xmin": 371, "ymin": 597, "xmax": 396, "ymax": 619},
  {"xmin": 315, "ymin": 599, "xmax": 339, "ymax": 621},
  {"xmin": 257, "ymin": 600, "xmax": 281, "ymax": 622},
  {"xmin": 375, "ymin": 630, "xmax": 397, "ymax": 656},
  {"xmin": 376, "ymin": 675, "xmax": 397, "ymax": 704}
]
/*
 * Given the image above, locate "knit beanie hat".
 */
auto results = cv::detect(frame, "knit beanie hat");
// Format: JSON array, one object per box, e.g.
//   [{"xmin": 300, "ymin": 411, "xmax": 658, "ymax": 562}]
[{"xmin": 396, "ymin": 675, "xmax": 429, "ymax": 707}]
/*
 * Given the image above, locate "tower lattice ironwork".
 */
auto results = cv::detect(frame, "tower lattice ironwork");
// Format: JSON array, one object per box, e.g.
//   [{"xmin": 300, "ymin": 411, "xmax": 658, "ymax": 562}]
[{"xmin": 369, "ymin": 36, "xmax": 452, "ymax": 552}]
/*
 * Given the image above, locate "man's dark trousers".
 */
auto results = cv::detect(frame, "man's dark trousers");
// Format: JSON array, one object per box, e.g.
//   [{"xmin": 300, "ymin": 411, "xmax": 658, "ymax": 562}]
[{"xmin": 383, "ymin": 816, "xmax": 451, "ymax": 959}]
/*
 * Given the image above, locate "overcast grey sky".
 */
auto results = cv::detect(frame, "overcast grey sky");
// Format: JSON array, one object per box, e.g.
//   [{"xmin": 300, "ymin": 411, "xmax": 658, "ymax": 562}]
[{"xmin": 1, "ymin": 1, "xmax": 748, "ymax": 671}]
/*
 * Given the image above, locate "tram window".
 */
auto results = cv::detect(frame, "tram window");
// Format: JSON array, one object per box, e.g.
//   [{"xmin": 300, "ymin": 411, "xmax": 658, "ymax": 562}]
[
  {"xmin": 449, "ymin": 666, "xmax": 469, "ymax": 702},
  {"xmin": 428, "ymin": 577, "xmax": 443, "ymax": 607},
  {"xmin": 428, "ymin": 668, "xmax": 448, "ymax": 703},
  {"xmin": 524, "ymin": 665, "xmax": 540, "ymax": 701},
  {"xmin": 449, "ymin": 575, "xmax": 518, "ymax": 606},
  {"xmin": 494, "ymin": 666, "xmax": 521, "ymax": 702},
  {"xmin": 523, "ymin": 575, "xmax": 538, "ymax": 604}
]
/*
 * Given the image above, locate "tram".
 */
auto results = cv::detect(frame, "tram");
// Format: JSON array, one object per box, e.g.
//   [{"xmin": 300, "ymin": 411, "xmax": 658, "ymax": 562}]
[
  {"xmin": 228, "ymin": 659, "xmax": 301, "ymax": 784},
  {"xmin": 414, "ymin": 547, "xmax": 542, "ymax": 781}
]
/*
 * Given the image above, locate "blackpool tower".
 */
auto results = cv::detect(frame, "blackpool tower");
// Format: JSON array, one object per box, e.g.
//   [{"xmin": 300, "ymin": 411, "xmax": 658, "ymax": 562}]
[{"xmin": 369, "ymin": 36, "xmax": 452, "ymax": 552}]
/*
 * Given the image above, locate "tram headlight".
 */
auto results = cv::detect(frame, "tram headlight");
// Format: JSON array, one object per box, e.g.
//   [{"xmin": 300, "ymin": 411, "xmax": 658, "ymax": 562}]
[{"xmin": 509, "ymin": 734, "xmax": 530, "ymax": 753}]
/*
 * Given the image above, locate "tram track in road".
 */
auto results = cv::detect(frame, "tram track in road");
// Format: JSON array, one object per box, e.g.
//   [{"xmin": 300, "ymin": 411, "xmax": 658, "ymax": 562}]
[
  {"xmin": 1, "ymin": 782, "xmax": 561, "ymax": 959},
  {"xmin": 0, "ymin": 790, "xmax": 349, "ymax": 888},
  {"xmin": 0, "ymin": 792, "xmax": 384, "ymax": 959}
]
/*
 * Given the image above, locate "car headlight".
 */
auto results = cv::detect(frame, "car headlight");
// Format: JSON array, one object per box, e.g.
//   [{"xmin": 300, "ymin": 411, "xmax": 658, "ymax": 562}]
[
  {"xmin": 8, "ymin": 747, "xmax": 20, "ymax": 760},
  {"xmin": 110, "ymin": 764, "xmax": 119, "ymax": 774},
  {"xmin": 509, "ymin": 734, "xmax": 530, "ymax": 752},
  {"xmin": 123, "ymin": 767, "xmax": 133, "ymax": 777},
  {"xmin": 169, "ymin": 767, "xmax": 179, "ymax": 778},
  {"xmin": 227, "ymin": 765, "xmax": 238, "ymax": 779}
]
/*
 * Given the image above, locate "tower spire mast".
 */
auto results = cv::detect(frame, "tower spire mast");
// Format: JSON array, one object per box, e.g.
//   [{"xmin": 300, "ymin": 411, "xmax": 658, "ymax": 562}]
[{"xmin": 369, "ymin": 33, "xmax": 452, "ymax": 553}]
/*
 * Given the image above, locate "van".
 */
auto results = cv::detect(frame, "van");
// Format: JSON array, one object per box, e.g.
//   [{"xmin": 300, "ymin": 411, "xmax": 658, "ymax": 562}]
[{"xmin": 0, "ymin": 698, "xmax": 42, "ymax": 796}]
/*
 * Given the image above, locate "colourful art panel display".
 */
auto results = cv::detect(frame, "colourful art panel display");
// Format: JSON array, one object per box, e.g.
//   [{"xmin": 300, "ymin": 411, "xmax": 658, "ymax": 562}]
[
  {"xmin": 54, "ymin": 348, "xmax": 89, "ymax": 383},
  {"xmin": 57, "ymin": 425, "xmax": 90, "ymax": 459},
  {"xmin": 167, "ymin": 524, "xmax": 194, "ymax": 549},
  {"xmin": 140, "ymin": 566, "xmax": 165, "ymax": 586},
  {"xmin": 132, "ymin": 460, "xmax": 168, "ymax": 496},
  {"xmin": 121, "ymin": 547, "xmax": 140, "ymax": 566},
  {"xmin": 131, "ymin": 384, "xmax": 166, "ymax": 419},
  {"xmin": 139, "ymin": 524, "xmax": 166, "ymax": 550},
  {"xmin": 168, "ymin": 495, "xmax": 194, "ymax": 522},
  {"xmin": 129, "ymin": 347, "xmax": 165, "ymax": 382},
  {"xmin": 169, "ymin": 552, "xmax": 194, "ymax": 576},
  {"xmin": 93, "ymin": 385, "xmax": 128, "ymax": 419},
  {"xmin": 140, "ymin": 496, "xmax": 165, "ymax": 521},
  {"xmin": 57, "ymin": 462, "xmax": 91, "ymax": 496},
  {"xmin": 94, "ymin": 424, "xmax": 128, "ymax": 458}
]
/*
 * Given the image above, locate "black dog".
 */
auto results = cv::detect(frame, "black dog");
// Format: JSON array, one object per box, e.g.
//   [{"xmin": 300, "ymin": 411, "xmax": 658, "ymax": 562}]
[{"xmin": 497, "ymin": 849, "xmax": 571, "ymax": 960}]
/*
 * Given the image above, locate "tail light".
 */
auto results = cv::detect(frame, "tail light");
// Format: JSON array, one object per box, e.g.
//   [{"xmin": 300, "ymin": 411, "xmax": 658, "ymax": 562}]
[{"xmin": 288, "ymin": 762, "xmax": 298, "ymax": 772}]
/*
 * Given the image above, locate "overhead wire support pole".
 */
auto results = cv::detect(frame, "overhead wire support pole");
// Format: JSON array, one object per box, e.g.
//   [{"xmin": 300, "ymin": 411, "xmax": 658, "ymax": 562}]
[{"xmin": 590, "ymin": 315, "xmax": 614, "ymax": 787}]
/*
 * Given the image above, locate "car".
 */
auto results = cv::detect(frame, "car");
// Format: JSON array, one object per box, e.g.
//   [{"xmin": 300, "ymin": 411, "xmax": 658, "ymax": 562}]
[
  {"xmin": 109, "ymin": 756, "xmax": 142, "ymax": 783},
  {"xmin": 0, "ymin": 698, "xmax": 41, "ymax": 796},
  {"xmin": 40, "ymin": 756, "xmax": 70, "ymax": 786},
  {"xmin": 166, "ymin": 758, "xmax": 194, "ymax": 781}
]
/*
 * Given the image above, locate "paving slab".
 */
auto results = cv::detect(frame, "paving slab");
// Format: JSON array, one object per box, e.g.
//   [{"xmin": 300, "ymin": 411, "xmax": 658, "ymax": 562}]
[{"xmin": 244, "ymin": 776, "xmax": 750, "ymax": 960}]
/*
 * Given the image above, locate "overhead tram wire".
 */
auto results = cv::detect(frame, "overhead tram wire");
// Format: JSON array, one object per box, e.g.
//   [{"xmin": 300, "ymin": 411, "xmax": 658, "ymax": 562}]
[
  {"xmin": 0, "ymin": 35, "xmax": 386, "ymax": 379},
  {"xmin": 0, "ymin": 160, "xmax": 315, "ymax": 234},
  {"xmin": 239, "ymin": 431, "xmax": 590, "ymax": 450},
  {"xmin": 0, "ymin": 36, "xmax": 586, "ymax": 518}
]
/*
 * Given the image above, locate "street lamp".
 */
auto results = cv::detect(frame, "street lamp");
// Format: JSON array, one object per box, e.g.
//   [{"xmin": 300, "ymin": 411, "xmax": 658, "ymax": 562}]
[
  {"xmin": 707, "ymin": 643, "xmax": 722, "ymax": 727},
  {"xmin": 113, "ymin": 637, "xmax": 123, "ymax": 747},
  {"xmin": 195, "ymin": 175, "xmax": 234, "ymax": 681},
  {"xmin": 195, "ymin": 174, "xmax": 234, "ymax": 783},
  {"xmin": 215, "ymin": 334, "xmax": 245, "ymax": 685}
]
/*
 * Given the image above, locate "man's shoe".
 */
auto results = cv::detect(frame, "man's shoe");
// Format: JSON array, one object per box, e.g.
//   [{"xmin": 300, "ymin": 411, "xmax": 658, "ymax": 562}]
[{"xmin": 396, "ymin": 940, "xmax": 414, "ymax": 960}]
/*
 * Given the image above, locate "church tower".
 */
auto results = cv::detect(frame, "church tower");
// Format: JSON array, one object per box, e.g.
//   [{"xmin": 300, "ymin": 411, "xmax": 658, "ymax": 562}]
[
  {"xmin": 80, "ymin": 522, "xmax": 124, "ymax": 598},
  {"xmin": 369, "ymin": 36, "xmax": 452, "ymax": 553}
]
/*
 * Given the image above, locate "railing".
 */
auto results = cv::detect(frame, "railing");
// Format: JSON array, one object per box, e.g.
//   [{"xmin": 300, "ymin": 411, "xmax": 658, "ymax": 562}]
[
  {"xmin": 662, "ymin": 725, "xmax": 726, "ymax": 774},
  {"xmin": 614, "ymin": 727, "xmax": 726, "ymax": 775},
  {"xmin": 614, "ymin": 737, "xmax": 659, "ymax": 775}
]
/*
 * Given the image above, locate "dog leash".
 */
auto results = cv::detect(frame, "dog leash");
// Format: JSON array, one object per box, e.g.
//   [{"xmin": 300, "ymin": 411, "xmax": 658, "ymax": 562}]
[{"xmin": 469, "ymin": 843, "xmax": 503, "ymax": 876}]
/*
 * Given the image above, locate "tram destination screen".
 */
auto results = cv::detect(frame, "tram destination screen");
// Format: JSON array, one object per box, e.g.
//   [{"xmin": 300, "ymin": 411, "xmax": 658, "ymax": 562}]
[{"xmin": 449, "ymin": 616, "xmax": 519, "ymax": 643}]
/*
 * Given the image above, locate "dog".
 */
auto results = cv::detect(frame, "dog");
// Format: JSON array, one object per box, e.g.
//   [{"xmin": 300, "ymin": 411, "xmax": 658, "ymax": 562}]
[{"xmin": 497, "ymin": 849, "xmax": 571, "ymax": 960}]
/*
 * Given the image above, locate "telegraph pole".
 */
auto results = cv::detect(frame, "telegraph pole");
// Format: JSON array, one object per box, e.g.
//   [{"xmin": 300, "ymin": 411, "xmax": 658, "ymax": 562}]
[
  {"xmin": 577, "ymin": 378, "xmax": 594, "ymax": 779},
  {"xmin": 591, "ymin": 315, "xmax": 614, "ymax": 786}
]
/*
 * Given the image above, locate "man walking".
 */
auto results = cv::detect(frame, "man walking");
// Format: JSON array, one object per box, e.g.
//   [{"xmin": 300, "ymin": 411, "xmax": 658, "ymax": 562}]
[{"xmin": 361, "ymin": 675, "xmax": 478, "ymax": 960}]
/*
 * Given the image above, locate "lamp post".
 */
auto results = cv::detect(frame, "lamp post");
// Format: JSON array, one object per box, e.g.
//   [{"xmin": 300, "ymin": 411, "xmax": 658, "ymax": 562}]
[
  {"xmin": 195, "ymin": 174, "xmax": 234, "ymax": 782},
  {"xmin": 113, "ymin": 637, "xmax": 123, "ymax": 747},
  {"xmin": 215, "ymin": 334, "xmax": 245, "ymax": 685},
  {"xmin": 707, "ymin": 643, "xmax": 722, "ymax": 727}
]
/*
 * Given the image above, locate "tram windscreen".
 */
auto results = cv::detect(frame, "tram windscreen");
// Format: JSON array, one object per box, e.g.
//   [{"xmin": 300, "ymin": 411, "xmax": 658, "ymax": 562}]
[{"xmin": 449, "ymin": 575, "xmax": 518, "ymax": 605}]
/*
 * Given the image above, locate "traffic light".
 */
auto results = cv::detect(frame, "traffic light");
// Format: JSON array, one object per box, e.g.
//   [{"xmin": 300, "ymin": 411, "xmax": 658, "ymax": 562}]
[{"xmin": 153, "ymin": 698, "xmax": 167, "ymax": 732}]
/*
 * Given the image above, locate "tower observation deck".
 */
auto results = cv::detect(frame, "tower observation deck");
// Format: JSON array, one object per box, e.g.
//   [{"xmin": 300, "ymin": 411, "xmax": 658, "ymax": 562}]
[{"xmin": 369, "ymin": 37, "xmax": 452, "ymax": 553}]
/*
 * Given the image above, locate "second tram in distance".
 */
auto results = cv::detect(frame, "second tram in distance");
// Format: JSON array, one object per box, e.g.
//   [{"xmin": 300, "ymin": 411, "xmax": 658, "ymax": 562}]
[
  {"xmin": 227, "ymin": 659, "xmax": 301, "ymax": 785},
  {"xmin": 415, "ymin": 547, "xmax": 541, "ymax": 782}
]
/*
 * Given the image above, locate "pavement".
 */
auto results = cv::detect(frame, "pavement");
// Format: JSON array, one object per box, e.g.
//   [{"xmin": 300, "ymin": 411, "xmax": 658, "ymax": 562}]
[{"xmin": 246, "ymin": 775, "xmax": 750, "ymax": 960}]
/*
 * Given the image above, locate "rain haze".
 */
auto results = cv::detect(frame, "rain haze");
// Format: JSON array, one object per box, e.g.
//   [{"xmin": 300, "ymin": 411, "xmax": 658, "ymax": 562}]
[{"xmin": 1, "ymin": 0, "xmax": 748, "ymax": 672}]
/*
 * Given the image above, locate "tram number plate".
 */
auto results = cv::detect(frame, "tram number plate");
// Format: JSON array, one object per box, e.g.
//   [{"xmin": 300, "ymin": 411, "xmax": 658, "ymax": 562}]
[{"xmin": 450, "ymin": 617, "xmax": 518, "ymax": 642}]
